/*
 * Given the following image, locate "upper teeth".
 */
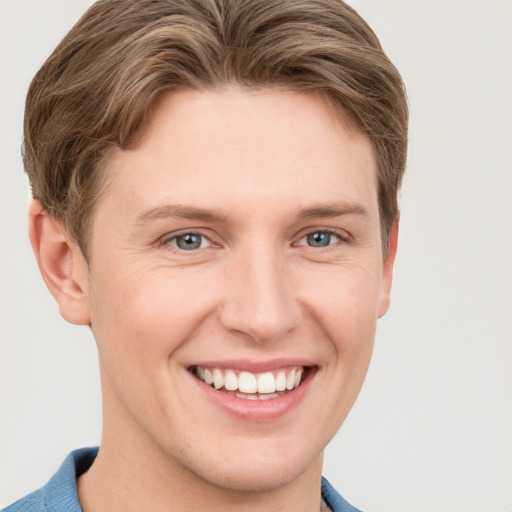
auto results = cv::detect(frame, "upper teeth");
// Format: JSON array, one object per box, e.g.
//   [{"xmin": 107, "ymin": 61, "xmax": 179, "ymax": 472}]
[{"xmin": 194, "ymin": 366, "xmax": 304, "ymax": 394}]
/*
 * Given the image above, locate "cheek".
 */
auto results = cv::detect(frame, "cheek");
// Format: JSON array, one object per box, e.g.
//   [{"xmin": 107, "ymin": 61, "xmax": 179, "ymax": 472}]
[
  {"xmin": 89, "ymin": 265, "xmax": 217, "ymax": 362},
  {"xmin": 300, "ymin": 262, "xmax": 383, "ymax": 339}
]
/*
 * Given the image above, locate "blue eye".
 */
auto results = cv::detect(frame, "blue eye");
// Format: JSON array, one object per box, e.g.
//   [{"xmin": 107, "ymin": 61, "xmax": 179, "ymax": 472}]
[
  {"xmin": 168, "ymin": 233, "xmax": 209, "ymax": 251},
  {"xmin": 302, "ymin": 231, "xmax": 341, "ymax": 248}
]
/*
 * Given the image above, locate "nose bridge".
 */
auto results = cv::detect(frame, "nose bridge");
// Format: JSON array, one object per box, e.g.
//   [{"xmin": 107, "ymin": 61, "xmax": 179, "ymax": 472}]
[{"xmin": 219, "ymin": 240, "xmax": 301, "ymax": 343}]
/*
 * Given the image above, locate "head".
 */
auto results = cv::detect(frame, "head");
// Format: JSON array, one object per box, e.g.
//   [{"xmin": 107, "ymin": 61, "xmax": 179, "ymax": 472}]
[
  {"xmin": 24, "ymin": 0, "xmax": 407, "ymax": 260},
  {"xmin": 25, "ymin": 0, "xmax": 408, "ymax": 500}
]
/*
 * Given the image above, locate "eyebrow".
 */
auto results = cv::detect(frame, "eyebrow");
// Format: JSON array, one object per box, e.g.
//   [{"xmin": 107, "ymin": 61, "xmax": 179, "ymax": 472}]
[
  {"xmin": 297, "ymin": 201, "xmax": 369, "ymax": 220},
  {"xmin": 132, "ymin": 200, "xmax": 368, "ymax": 226},
  {"xmin": 132, "ymin": 204, "xmax": 229, "ymax": 226}
]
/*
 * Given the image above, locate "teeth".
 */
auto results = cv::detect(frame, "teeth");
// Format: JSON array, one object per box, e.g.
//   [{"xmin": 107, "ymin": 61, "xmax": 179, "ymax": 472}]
[
  {"xmin": 213, "ymin": 368, "xmax": 224, "ymax": 390},
  {"xmin": 275, "ymin": 371, "xmax": 286, "ymax": 392},
  {"xmin": 224, "ymin": 370, "xmax": 238, "ymax": 391},
  {"xmin": 204, "ymin": 368, "xmax": 214, "ymax": 385},
  {"xmin": 294, "ymin": 368, "xmax": 303, "ymax": 388},
  {"xmin": 236, "ymin": 391, "xmax": 280, "ymax": 400},
  {"xmin": 238, "ymin": 371, "xmax": 257, "ymax": 393},
  {"xmin": 257, "ymin": 372, "xmax": 276, "ymax": 394},
  {"xmin": 286, "ymin": 368, "xmax": 296, "ymax": 390},
  {"xmin": 257, "ymin": 392, "xmax": 279, "ymax": 400},
  {"xmin": 193, "ymin": 365, "xmax": 305, "ymax": 397}
]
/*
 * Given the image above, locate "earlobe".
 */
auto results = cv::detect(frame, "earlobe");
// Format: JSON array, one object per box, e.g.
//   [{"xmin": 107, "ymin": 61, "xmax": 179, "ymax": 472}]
[
  {"xmin": 28, "ymin": 200, "xmax": 91, "ymax": 325},
  {"xmin": 378, "ymin": 219, "xmax": 399, "ymax": 319}
]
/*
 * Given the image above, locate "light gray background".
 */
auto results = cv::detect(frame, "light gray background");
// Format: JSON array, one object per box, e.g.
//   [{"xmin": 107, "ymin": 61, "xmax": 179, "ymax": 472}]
[{"xmin": 1, "ymin": 1, "xmax": 511, "ymax": 510}]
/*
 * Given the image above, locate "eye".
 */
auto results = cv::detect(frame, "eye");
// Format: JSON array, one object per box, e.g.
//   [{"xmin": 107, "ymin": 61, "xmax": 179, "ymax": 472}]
[
  {"xmin": 166, "ymin": 232, "xmax": 210, "ymax": 251},
  {"xmin": 300, "ymin": 230, "xmax": 342, "ymax": 248}
]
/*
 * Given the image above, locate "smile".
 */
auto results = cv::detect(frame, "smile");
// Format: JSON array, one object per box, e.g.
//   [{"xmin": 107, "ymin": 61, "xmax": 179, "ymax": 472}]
[{"xmin": 190, "ymin": 365, "xmax": 306, "ymax": 400}]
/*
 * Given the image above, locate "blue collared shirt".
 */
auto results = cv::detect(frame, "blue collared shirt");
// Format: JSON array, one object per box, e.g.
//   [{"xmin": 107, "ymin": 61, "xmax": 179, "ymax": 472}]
[{"xmin": 4, "ymin": 447, "xmax": 362, "ymax": 512}]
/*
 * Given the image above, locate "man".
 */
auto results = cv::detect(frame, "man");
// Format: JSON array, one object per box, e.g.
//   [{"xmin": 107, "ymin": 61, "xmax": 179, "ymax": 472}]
[{"xmin": 5, "ymin": 0, "xmax": 408, "ymax": 510}]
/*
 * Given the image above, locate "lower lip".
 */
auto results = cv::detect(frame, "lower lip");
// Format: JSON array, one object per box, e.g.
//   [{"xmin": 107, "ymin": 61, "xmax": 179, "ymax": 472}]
[{"xmin": 188, "ymin": 369, "xmax": 315, "ymax": 422}]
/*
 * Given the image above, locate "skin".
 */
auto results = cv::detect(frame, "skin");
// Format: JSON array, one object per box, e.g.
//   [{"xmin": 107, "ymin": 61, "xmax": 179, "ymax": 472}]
[{"xmin": 30, "ymin": 88, "xmax": 398, "ymax": 511}]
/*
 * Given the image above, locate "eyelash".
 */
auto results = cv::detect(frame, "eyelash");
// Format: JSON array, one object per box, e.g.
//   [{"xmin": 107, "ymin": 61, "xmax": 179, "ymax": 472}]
[
  {"xmin": 296, "ymin": 229, "xmax": 349, "ymax": 248},
  {"xmin": 160, "ymin": 231, "xmax": 213, "ymax": 251},
  {"xmin": 160, "ymin": 228, "xmax": 349, "ymax": 253}
]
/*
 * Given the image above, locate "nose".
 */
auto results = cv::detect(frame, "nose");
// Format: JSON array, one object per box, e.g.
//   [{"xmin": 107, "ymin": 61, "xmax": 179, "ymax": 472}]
[{"xmin": 218, "ymin": 246, "xmax": 302, "ymax": 344}]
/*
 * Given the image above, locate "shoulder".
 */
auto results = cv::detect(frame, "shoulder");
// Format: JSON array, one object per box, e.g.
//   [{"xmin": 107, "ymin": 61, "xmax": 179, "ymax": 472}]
[
  {"xmin": 3, "ymin": 447, "xmax": 98, "ymax": 512},
  {"xmin": 2, "ymin": 488, "xmax": 46, "ymax": 512},
  {"xmin": 321, "ymin": 477, "xmax": 363, "ymax": 512}
]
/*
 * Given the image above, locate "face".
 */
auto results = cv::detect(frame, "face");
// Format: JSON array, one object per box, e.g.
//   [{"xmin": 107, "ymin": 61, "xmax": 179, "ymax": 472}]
[{"xmin": 79, "ymin": 89, "xmax": 395, "ymax": 492}]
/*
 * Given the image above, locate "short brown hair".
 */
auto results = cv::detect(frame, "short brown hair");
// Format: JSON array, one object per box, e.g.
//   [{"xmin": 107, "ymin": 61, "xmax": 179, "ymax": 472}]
[{"xmin": 23, "ymin": 0, "xmax": 408, "ymax": 257}]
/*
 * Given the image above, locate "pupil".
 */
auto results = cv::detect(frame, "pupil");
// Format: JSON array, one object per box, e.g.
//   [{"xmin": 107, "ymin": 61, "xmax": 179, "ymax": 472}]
[
  {"xmin": 307, "ymin": 232, "xmax": 330, "ymax": 247},
  {"xmin": 177, "ymin": 234, "xmax": 201, "ymax": 250}
]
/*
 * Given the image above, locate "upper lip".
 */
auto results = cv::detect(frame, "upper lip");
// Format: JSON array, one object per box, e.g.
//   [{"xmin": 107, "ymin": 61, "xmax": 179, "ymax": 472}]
[{"xmin": 187, "ymin": 358, "xmax": 316, "ymax": 373}]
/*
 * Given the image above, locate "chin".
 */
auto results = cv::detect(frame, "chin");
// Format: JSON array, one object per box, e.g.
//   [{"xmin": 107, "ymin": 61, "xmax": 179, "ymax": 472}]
[
  {"xmin": 197, "ymin": 461, "xmax": 310, "ymax": 493},
  {"xmin": 178, "ymin": 438, "xmax": 324, "ymax": 493}
]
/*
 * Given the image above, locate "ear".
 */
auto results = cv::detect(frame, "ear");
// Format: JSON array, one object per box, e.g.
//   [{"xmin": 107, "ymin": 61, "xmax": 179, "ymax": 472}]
[
  {"xmin": 378, "ymin": 219, "xmax": 399, "ymax": 318},
  {"xmin": 28, "ymin": 200, "xmax": 91, "ymax": 325}
]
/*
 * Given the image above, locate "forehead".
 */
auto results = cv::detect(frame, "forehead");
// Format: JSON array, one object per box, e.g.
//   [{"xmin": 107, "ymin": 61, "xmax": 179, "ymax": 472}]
[{"xmin": 99, "ymin": 88, "xmax": 378, "ymax": 223}]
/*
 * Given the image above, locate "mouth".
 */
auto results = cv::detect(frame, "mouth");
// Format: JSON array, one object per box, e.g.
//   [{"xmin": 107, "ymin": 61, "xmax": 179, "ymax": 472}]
[{"xmin": 189, "ymin": 365, "xmax": 309, "ymax": 401}]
